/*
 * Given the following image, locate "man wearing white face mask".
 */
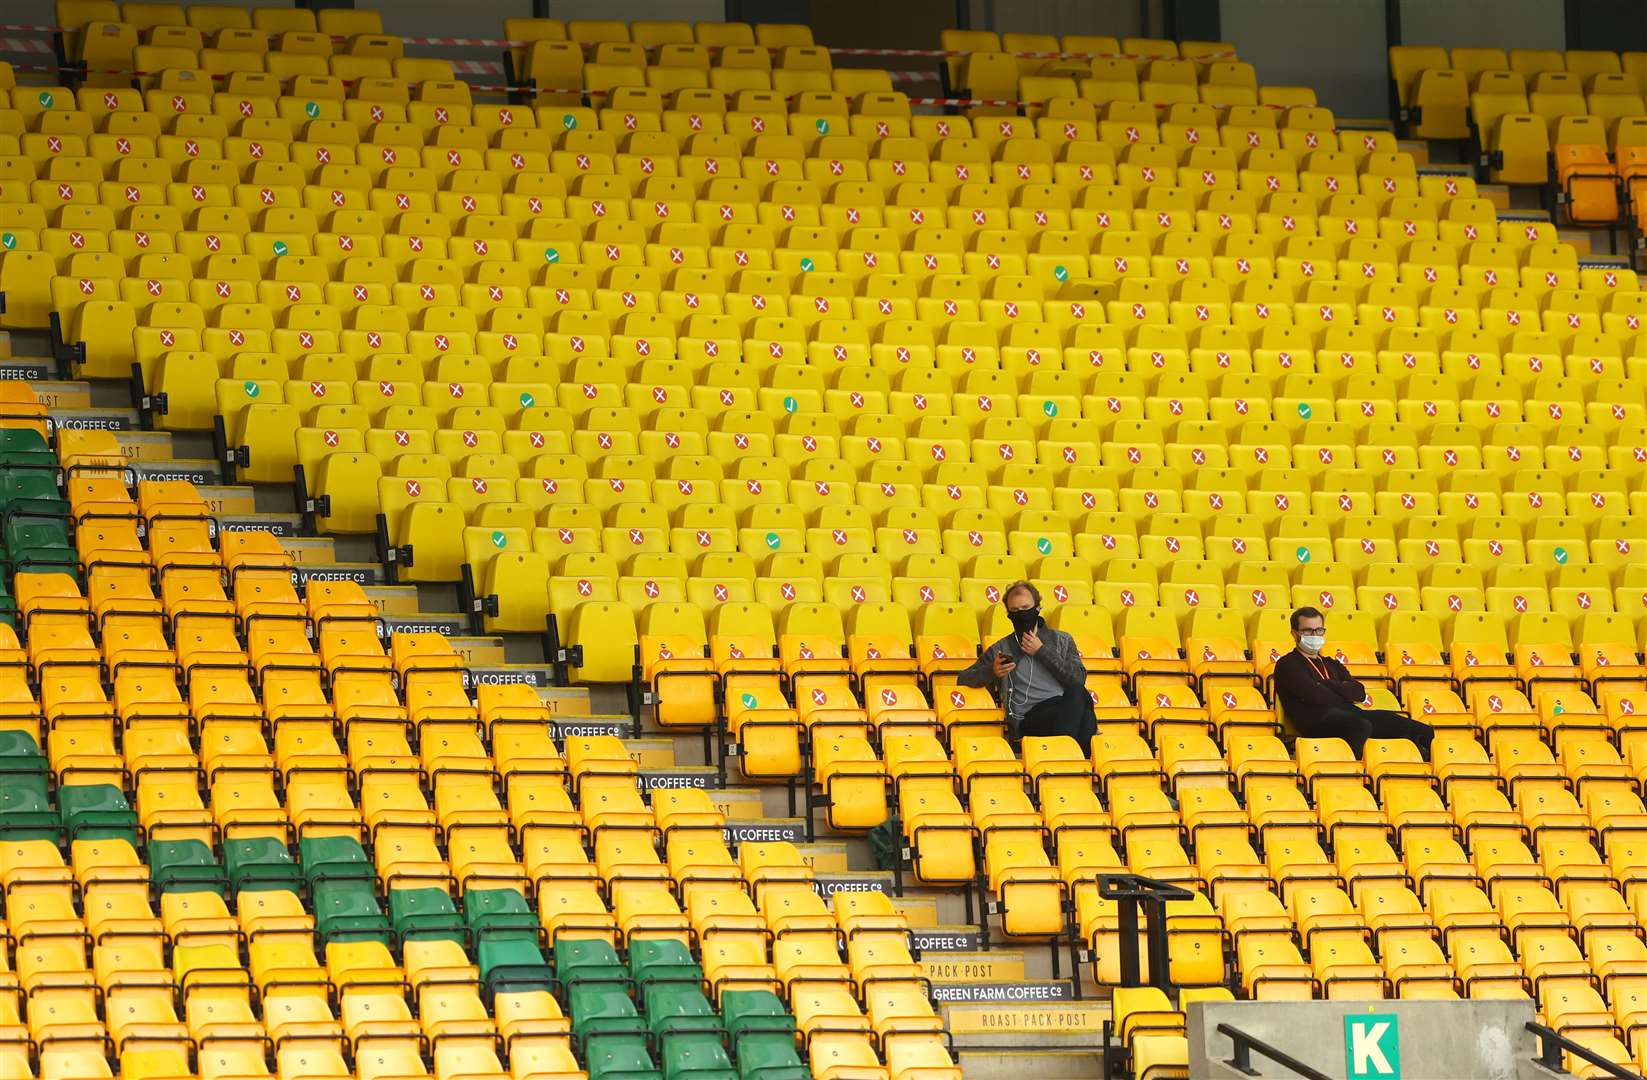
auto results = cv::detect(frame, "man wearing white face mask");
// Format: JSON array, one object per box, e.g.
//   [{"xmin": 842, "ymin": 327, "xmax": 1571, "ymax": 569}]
[{"xmin": 1274, "ymin": 607, "xmax": 1433, "ymax": 760}]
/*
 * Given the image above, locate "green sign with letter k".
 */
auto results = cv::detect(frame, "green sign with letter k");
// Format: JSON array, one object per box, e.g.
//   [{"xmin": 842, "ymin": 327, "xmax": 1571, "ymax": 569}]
[{"xmin": 1345, "ymin": 1012, "xmax": 1400, "ymax": 1080}]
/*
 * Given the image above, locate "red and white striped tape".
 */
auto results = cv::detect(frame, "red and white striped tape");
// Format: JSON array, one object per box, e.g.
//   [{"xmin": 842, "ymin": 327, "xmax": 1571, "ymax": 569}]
[
  {"xmin": 448, "ymin": 58, "xmax": 505, "ymax": 77},
  {"xmin": 6, "ymin": 65, "xmax": 1306, "ymax": 113},
  {"xmin": 0, "ymin": 22, "xmax": 1234, "ymax": 63},
  {"xmin": 8, "ymin": 60, "xmax": 507, "ymax": 89}
]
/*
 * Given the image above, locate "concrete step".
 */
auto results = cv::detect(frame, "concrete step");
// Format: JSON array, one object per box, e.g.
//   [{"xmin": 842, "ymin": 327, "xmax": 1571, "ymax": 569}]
[
  {"xmin": 713, "ymin": 788, "xmax": 779, "ymax": 821},
  {"xmin": 195, "ymin": 484, "xmax": 257, "ymax": 515},
  {"xmin": 280, "ymin": 537, "xmax": 339, "ymax": 563},
  {"xmin": 534, "ymin": 686, "xmax": 592, "ymax": 712},
  {"xmin": 112, "ymin": 430, "xmax": 174, "ymax": 458},
  {"xmin": 291, "ymin": 561, "xmax": 387, "ymax": 586},
  {"xmin": 812, "ymin": 868, "xmax": 895, "ymax": 897},
  {"xmin": 129, "ymin": 457, "xmax": 221, "ymax": 484},
  {"xmin": 0, "ymin": 356, "xmax": 55, "ymax": 380},
  {"xmin": 32, "ymin": 381, "xmax": 92, "ymax": 409},
  {"xmin": 721, "ymin": 816, "xmax": 806, "ymax": 845},
  {"xmin": 891, "ymin": 896, "xmax": 940, "ymax": 926},
  {"xmin": 549, "ymin": 714, "xmax": 635, "ymax": 738},
  {"xmin": 921, "ymin": 950, "xmax": 1028, "ymax": 982},
  {"xmin": 908, "ymin": 927, "xmax": 1067, "ymax": 983},
  {"xmin": 940, "ymin": 987, "xmax": 1099, "ymax": 1020},
  {"xmin": 794, "ymin": 839, "xmax": 853, "ymax": 872},
  {"xmin": 638, "ymin": 763, "xmax": 720, "ymax": 791},
  {"xmin": 53, "ymin": 406, "xmax": 139, "ymax": 431},
  {"xmin": 913, "ymin": 924, "xmax": 987, "ymax": 951},
  {"xmin": 378, "ymin": 612, "xmax": 468, "ymax": 636},
  {"xmin": 954, "ymin": 1049, "xmax": 1106, "ymax": 1080},
  {"xmin": 625, "ymin": 738, "xmax": 680, "ymax": 769},
  {"xmin": 365, "ymin": 586, "xmax": 422, "ymax": 617},
  {"xmin": 217, "ymin": 512, "xmax": 304, "ymax": 537},
  {"xmin": 922, "ymin": 889, "xmax": 987, "ymax": 927}
]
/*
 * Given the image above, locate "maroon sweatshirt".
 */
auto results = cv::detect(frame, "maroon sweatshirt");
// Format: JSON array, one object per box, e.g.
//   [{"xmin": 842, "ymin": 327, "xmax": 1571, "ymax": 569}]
[{"xmin": 1273, "ymin": 648, "xmax": 1367, "ymax": 727}]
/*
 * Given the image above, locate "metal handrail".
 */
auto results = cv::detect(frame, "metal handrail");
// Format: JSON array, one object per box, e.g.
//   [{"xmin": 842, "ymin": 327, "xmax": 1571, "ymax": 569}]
[
  {"xmin": 1526, "ymin": 1021, "xmax": 1647, "ymax": 1079},
  {"xmin": 1215, "ymin": 1023, "xmax": 1332, "ymax": 1080}
]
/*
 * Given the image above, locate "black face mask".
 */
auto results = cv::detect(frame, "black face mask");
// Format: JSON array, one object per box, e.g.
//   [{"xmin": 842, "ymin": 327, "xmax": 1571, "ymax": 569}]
[{"xmin": 1008, "ymin": 607, "xmax": 1040, "ymax": 635}]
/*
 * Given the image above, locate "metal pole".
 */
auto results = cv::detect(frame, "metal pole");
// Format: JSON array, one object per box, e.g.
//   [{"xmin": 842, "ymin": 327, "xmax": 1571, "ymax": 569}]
[
  {"xmin": 1384, "ymin": 0, "xmax": 1403, "ymax": 125},
  {"xmin": 1144, "ymin": 897, "xmax": 1172, "ymax": 992},
  {"xmin": 1116, "ymin": 895, "xmax": 1140, "ymax": 986}
]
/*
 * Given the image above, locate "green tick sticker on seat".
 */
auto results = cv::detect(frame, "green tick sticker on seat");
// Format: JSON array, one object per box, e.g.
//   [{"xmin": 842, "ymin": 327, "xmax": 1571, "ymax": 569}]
[
  {"xmin": 764, "ymin": 532, "xmax": 781, "ymax": 550},
  {"xmin": 305, "ymin": 101, "xmax": 320, "ymax": 118},
  {"xmin": 0, "ymin": 234, "xmax": 13, "ymax": 251},
  {"xmin": 1553, "ymin": 546, "xmax": 1568, "ymax": 565},
  {"xmin": 1297, "ymin": 402, "xmax": 1312, "ymax": 419},
  {"xmin": 1552, "ymin": 700, "xmax": 1565, "ymax": 715},
  {"xmin": 815, "ymin": 118, "xmax": 829, "ymax": 134},
  {"xmin": 1053, "ymin": 264, "xmax": 1069, "ymax": 282},
  {"xmin": 1296, "ymin": 546, "xmax": 1311, "ymax": 564},
  {"xmin": 740, "ymin": 693, "xmax": 757, "ymax": 709},
  {"xmin": 519, "ymin": 392, "xmax": 535, "ymax": 408},
  {"xmin": 244, "ymin": 381, "xmax": 260, "ymax": 398},
  {"xmin": 799, "ymin": 257, "xmax": 814, "ymax": 272},
  {"xmin": 544, "ymin": 247, "xmax": 560, "ymax": 263},
  {"xmin": 37, "ymin": 92, "xmax": 52, "ymax": 109},
  {"xmin": 562, "ymin": 113, "xmax": 577, "ymax": 130},
  {"xmin": 782, "ymin": 395, "xmax": 798, "ymax": 413},
  {"xmin": 272, "ymin": 240, "xmax": 288, "ymax": 256},
  {"xmin": 1042, "ymin": 400, "xmax": 1058, "ymax": 417},
  {"xmin": 490, "ymin": 531, "xmax": 507, "ymax": 548},
  {"xmin": 1036, "ymin": 537, "xmax": 1052, "ymax": 555}
]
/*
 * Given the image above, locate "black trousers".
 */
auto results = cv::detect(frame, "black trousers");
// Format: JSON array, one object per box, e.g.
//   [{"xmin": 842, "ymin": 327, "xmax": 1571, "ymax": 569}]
[
  {"xmin": 1294, "ymin": 705, "xmax": 1434, "ymax": 760},
  {"xmin": 1015, "ymin": 686, "xmax": 1098, "ymax": 755}
]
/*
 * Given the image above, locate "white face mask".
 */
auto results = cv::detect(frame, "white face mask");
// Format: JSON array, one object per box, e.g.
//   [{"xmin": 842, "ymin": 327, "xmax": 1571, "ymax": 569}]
[{"xmin": 1299, "ymin": 633, "xmax": 1326, "ymax": 656}]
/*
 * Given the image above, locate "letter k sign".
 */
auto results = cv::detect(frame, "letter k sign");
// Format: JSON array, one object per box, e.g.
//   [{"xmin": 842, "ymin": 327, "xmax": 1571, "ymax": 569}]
[{"xmin": 1345, "ymin": 1013, "xmax": 1401, "ymax": 1079}]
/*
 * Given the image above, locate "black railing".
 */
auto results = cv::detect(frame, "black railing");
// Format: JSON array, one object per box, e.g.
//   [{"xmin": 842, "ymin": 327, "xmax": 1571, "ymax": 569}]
[
  {"xmin": 1527, "ymin": 1022, "xmax": 1647, "ymax": 1079},
  {"xmin": 1215, "ymin": 1023, "xmax": 1332, "ymax": 1080},
  {"xmin": 1099, "ymin": 873, "xmax": 1192, "ymax": 992}
]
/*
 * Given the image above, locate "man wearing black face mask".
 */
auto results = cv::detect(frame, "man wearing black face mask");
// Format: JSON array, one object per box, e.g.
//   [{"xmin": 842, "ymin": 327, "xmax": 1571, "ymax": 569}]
[{"xmin": 957, "ymin": 581, "xmax": 1096, "ymax": 753}]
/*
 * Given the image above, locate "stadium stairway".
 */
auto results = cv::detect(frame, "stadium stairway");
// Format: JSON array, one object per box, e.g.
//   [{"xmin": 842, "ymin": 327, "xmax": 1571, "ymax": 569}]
[{"xmin": 1, "ymin": 320, "xmax": 1115, "ymax": 1080}]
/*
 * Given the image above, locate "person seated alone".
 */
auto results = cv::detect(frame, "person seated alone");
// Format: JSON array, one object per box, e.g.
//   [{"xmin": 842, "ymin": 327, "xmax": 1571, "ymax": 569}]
[
  {"xmin": 956, "ymin": 581, "xmax": 1096, "ymax": 753},
  {"xmin": 1273, "ymin": 606, "xmax": 1433, "ymax": 760}
]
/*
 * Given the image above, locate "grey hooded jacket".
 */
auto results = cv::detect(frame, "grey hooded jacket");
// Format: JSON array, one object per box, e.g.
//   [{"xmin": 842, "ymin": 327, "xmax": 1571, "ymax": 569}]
[{"xmin": 955, "ymin": 619, "xmax": 1087, "ymax": 714}]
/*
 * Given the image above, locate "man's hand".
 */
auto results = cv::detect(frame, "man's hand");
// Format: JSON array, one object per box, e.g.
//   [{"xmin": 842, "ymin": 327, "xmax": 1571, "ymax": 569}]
[
  {"xmin": 1019, "ymin": 629, "xmax": 1041, "ymax": 656},
  {"xmin": 991, "ymin": 651, "xmax": 1017, "ymax": 678}
]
